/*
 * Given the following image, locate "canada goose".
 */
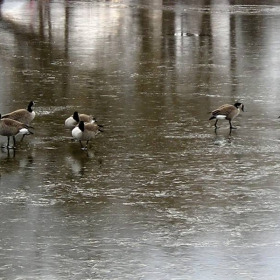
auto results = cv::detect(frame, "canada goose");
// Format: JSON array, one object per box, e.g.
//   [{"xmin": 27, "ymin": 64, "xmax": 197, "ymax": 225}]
[
  {"xmin": 65, "ymin": 111, "xmax": 95, "ymax": 130},
  {"xmin": 1, "ymin": 101, "xmax": 35, "ymax": 125},
  {"xmin": 209, "ymin": 102, "xmax": 244, "ymax": 130},
  {"xmin": 72, "ymin": 121, "xmax": 103, "ymax": 150},
  {"xmin": 0, "ymin": 115, "xmax": 33, "ymax": 148}
]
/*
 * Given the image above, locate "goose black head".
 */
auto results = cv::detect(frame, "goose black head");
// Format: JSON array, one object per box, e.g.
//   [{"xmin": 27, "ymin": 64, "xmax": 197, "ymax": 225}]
[
  {"xmin": 234, "ymin": 102, "xmax": 244, "ymax": 112},
  {"xmin": 27, "ymin": 101, "xmax": 35, "ymax": 112}
]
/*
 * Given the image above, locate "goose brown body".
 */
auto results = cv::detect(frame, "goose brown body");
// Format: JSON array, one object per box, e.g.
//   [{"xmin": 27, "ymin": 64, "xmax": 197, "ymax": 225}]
[
  {"xmin": 209, "ymin": 102, "xmax": 244, "ymax": 129},
  {"xmin": 65, "ymin": 111, "xmax": 94, "ymax": 130},
  {"xmin": 1, "ymin": 101, "xmax": 35, "ymax": 125},
  {"xmin": 72, "ymin": 121, "xmax": 103, "ymax": 149},
  {"xmin": 0, "ymin": 116, "xmax": 33, "ymax": 148}
]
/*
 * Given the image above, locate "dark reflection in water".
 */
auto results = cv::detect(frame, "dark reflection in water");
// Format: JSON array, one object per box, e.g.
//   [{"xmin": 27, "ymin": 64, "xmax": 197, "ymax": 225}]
[{"xmin": 1, "ymin": 0, "xmax": 280, "ymax": 279}]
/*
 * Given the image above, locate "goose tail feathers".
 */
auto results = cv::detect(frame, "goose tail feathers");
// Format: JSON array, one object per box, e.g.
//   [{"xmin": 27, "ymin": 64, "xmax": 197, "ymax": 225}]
[
  {"xmin": 18, "ymin": 128, "xmax": 33, "ymax": 135},
  {"xmin": 209, "ymin": 115, "xmax": 226, "ymax": 120}
]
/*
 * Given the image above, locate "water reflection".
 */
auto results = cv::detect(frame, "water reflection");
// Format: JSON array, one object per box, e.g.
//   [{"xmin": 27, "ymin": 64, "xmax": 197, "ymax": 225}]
[
  {"xmin": 1, "ymin": 0, "xmax": 280, "ymax": 279},
  {"xmin": 213, "ymin": 129, "xmax": 233, "ymax": 146},
  {"xmin": 65, "ymin": 144, "xmax": 102, "ymax": 176},
  {"xmin": 1, "ymin": 146, "xmax": 16, "ymax": 158}
]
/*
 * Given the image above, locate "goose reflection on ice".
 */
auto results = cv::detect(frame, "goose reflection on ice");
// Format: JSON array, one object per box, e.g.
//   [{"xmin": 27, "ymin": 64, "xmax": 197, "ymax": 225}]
[{"xmin": 213, "ymin": 129, "xmax": 233, "ymax": 146}]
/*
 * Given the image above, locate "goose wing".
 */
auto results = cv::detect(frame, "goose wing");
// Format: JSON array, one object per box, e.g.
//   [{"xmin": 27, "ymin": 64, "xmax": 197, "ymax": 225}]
[
  {"xmin": 211, "ymin": 104, "xmax": 235, "ymax": 116},
  {"xmin": 1, "ymin": 109, "xmax": 27, "ymax": 120},
  {"xmin": 84, "ymin": 122, "xmax": 103, "ymax": 133},
  {"xmin": 2, "ymin": 118, "xmax": 25, "ymax": 127},
  {"xmin": 79, "ymin": 114, "xmax": 93, "ymax": 122}
]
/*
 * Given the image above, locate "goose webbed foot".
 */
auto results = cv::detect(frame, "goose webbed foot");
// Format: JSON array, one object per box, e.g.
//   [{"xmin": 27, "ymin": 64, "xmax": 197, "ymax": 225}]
[
  {"xmin": 5, "ymin": 137, "xmax": 15, "ymax": 149},
  {"xmin": 79, "ymin": 141, "xmax": 88, "ymax": 150},
  {"xmin": 81, "ymin": 141, "xmax": 90, "ymax": 151}
]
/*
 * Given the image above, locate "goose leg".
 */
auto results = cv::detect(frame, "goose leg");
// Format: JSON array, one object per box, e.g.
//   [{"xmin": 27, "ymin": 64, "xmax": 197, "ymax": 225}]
[
  {"xmin": 229, "ymin": 120, "xmax": 237, "ymax": 130},
  {"xmin": 79, "ymin": 141, "xmax": 84, "ymax": 149},
  {"xmin": 6, "ymin": 136, "xmax": 14, "ymax": 149},
  {"xmin": 214, "ymin": 119, "xmax": 219, "ymax": 129},
  {"xmin": 13, "ymin": 136, "xmax": 16, "ymax": 148},
  {"xmin": 85, "ymin": 140, "xmax": 90, "ymax": 150},
  {"xmin": 81, "ymin": 140, "xmax": 89, "ymax": 151}
]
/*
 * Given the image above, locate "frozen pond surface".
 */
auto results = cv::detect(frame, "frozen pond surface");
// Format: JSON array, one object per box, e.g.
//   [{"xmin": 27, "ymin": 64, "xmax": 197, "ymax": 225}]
[{"xmin": 1, "ymin": 0, "xmax": 280, "ymax": 279}]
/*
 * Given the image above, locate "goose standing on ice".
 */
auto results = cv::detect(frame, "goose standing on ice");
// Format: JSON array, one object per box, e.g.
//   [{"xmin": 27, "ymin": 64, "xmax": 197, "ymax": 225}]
[
  {"xmin": 1, "ymin": 101, "xmax": 35, "ymax": 141},
  {"xmin": 65, "ymin": 111, "xmax": 95, "ymax": 130},
  {"xmin": 72, "ymin": 121, "xmax": 103, "ymax": 150},
  {"xmin": 0, "ymin": 115, "xmax": 33, "ymax": 148},
  {"xmin": 209, "ymin": 102, "xmax": 244, "ymax": 130},
  {"xmin": 1, "ymin": 101, "xmax": 36, "ymax": 125}
]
